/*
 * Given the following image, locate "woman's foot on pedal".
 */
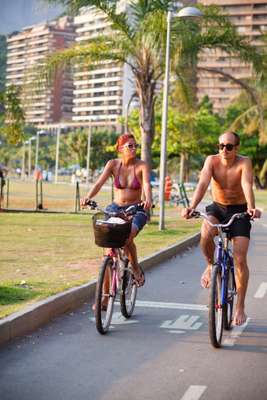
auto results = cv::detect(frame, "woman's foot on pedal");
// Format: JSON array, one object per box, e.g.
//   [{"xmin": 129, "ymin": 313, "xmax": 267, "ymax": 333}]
[
  {"xmin": 200, "ymin": 266, "xmax": 212, "ymax": 288},
  {"xmin": 133, "ymin": 265, "xmax": 145, "ymax": 287},
  {"xmin": 92, "ymin": 301, "xmax": 108, "ymax": 313}
]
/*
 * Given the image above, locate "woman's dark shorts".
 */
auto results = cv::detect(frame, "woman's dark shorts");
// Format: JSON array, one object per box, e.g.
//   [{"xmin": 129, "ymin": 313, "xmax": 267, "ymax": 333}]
[
  {"xmin": 105, "ymin": 202, "xmax": 148, "ymax": 232},
  {"xmin": 205, "ymin": 202, "xmax": 251, "ymax": 239}
]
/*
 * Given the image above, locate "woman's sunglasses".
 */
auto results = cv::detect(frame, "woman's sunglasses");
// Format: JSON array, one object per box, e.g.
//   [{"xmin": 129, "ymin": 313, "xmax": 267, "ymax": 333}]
[
  {"xmin": 218, "ymin": 143, "xmax": 236, "ymax": 151},
  {"xmin": 123, "ymin": 143, "xmax": 139, "ymax": 149}
]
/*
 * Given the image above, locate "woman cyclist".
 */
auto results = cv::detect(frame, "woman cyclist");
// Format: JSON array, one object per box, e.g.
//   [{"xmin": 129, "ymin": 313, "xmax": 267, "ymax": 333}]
[{"xmin": 81, "ymin": 133, "xmax": 152, "ymax": 293}]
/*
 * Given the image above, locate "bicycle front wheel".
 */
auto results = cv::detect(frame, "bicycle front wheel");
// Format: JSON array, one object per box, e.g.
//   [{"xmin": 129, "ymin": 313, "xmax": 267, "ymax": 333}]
[
  {"xmin": 120, "ymin": 262, "xmax": 137, "ymax": 318},
  {"xmin": 95, "ymin": 256, "xmax": 116, "ymax": 334},
  {"xmin": 209, "ymin": 263, "xmax": 224, "ymax": 348},
  {"xmin": 223, "ymin": 263, "xmax": 235, "ymax": 330}
]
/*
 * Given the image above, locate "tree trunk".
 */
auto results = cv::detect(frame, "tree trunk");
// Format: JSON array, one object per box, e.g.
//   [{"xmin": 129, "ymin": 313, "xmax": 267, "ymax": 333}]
[
  {"xmin": 137, "ymin": 82, "xmax": 155, "ymax": 169},
  {"xmin": 179, "ymin": 152, "xmax": 185, "ymax": 183}
]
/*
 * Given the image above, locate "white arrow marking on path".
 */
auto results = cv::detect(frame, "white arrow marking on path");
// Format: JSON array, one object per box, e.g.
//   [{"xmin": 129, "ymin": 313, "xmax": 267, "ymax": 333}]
[
  {"xmin": 254, "ymin": 282, "xmax": 267, "ymax": 298},
  {"xmin": 160, "ymin": 315, "xmax": 202, "ymax": 332},
  {"xmin": 180, "ymin": 385, "xmax": 207, "ymax": 400},
  {"xmin": 223, "ymin": 318, "xmax": 250, "ymax": 346}
]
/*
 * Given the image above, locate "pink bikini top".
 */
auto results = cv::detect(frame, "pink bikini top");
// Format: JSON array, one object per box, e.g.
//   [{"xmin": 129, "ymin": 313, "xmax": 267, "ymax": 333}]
[{"xmin": 114, "ymin": 162, "xmax": 141, "ymax": 190}]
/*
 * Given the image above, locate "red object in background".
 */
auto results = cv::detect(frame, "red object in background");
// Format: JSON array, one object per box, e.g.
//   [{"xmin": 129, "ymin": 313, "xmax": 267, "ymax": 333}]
[{"xmin": 164, "ymin": 175, "xmax": 172, "ymax": 201}]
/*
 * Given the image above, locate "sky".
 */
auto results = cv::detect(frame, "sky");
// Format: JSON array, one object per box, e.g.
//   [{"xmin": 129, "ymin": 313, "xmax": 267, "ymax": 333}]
[{"xmin": 0, "ymin": 0, "xmax": 64, "ymax": 35}]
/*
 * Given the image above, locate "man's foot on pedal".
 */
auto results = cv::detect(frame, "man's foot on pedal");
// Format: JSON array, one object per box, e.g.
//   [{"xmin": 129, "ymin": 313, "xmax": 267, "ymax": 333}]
[
  {"xmin": 233, "ymin": 308, "xmax": 247, "ymax": 326},
  {"xmin": 200, "ymin": 266, "xmax": 212, "ymax": 288},
  {"xmin": 133, "ymin": 265, "xmax": 145, "ymax": 287}
]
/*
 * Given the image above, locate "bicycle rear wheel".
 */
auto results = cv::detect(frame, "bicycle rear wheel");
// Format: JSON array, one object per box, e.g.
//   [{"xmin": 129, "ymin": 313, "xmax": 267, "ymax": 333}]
[
  {"xmin": 223, "ymin": 263, "xmax": 235, "ymax": 330},
  {"xmin": 95, "ymin": 256, "xmax": 116, "ymax": 334},
  {"xmin": 209, "ymin": 263, "xmax": 224, "ymax": 348},
  {"xmin": 120, "ymin": 261, "xmax": 137, "ymax": 318}
]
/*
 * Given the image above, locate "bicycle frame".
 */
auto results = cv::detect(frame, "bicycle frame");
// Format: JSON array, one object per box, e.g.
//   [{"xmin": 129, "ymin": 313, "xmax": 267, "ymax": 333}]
[
  {"xmin": 106, "ymin": 248, "xmax": 125, "ymax": 297},
  {"xmin": 215, "ymin": 230, "xmax": 236, "ymax": 308}
]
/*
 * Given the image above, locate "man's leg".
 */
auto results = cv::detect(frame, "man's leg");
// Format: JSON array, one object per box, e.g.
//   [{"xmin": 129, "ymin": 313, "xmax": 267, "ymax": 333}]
[
  {"xmin": 232, "ymin": 236, "xmax": 250, "ymax": 325},
  {"xmin": 200, "ymin": 217, "xmax": 218, "ymax": 288}
]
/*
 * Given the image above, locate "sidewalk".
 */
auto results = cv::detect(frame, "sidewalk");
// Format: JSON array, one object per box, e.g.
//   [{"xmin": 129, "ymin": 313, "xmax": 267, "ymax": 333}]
[{"xmin": 0, "ymin": 233, "xmax": 200, "ymax": 346}]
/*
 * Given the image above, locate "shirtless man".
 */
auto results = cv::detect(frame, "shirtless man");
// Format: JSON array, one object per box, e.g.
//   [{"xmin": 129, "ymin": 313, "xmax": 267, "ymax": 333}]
[{"xmin": 181, "ymin": 131, "xmax": 261, "ymax": 326}]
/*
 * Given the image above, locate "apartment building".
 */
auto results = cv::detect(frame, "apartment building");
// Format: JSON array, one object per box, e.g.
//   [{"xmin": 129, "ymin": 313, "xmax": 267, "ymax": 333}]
[
  {"xmin": 72, "ymin": 4, "xmax": 134, "ymax": 128},
  {"xmin": 197, "ymin": 0, "xmax": 267, "ymax": 113},
  {"xmin": 6, "ymin": 16, "xmax": 75, "ymax": 125}
]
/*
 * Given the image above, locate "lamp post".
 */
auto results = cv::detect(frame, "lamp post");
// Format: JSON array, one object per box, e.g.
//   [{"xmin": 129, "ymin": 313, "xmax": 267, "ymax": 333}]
[
  {"xmin": 55, "ymin": 126, "xmax": 61, "ymax": 184},
  {"xmin": 25, "ymin": 136, "xmax": 35, "ymax": 179},
  {"xmin": 86, "ymin": 124, "xmax": 92, "ymax": 185},
  {"xmin": 158, "ymin": 5, "xmax": 203, "ymax": 230}
]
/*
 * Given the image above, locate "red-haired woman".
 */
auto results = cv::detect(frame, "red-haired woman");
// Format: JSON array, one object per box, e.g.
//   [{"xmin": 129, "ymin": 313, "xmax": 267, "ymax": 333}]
[{"xmin": 81, "ymin": 133, "xmax": 152, "ymax": 289}]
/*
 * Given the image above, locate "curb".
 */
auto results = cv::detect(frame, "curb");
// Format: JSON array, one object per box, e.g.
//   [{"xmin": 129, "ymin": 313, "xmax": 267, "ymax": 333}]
[{"xmin": 0, "ymin": 232, "xmax": 200, "ymax": 346}]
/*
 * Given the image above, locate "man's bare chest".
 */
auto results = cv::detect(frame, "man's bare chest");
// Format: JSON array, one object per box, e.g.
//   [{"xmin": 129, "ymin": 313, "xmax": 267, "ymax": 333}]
[{"xmin": 212, "ymin": 164, "xmax": 242, "ymax": 189}]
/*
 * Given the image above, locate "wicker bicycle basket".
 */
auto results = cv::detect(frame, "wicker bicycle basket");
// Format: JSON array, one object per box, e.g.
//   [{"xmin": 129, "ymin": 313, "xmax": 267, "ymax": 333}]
[{"xmin": 92, "ymin": 212, "xmax": 131, "ymax": 248}]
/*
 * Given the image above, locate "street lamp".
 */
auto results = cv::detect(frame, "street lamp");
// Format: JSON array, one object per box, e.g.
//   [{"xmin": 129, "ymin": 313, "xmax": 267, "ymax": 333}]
[
  {"xmin": 35, "ymin": 130, "xmax": 46, "ymax": 175},
  {"xmin": 25, "ymin": 136, "xmax": 36, "ymax": 179},
  {"xmin": 158, "ymin": 5, "xmax": 203, "ymax": 230}
]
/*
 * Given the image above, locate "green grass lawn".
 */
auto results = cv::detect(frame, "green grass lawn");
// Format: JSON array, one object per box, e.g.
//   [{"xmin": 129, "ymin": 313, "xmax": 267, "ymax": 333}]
[
  {"xmin": 1, "ymin": 183, "xmax": 266, "ymax": 319},
  {"xmin": 0, "ymin": 207, "xmax": 201, "ymax": 318}
]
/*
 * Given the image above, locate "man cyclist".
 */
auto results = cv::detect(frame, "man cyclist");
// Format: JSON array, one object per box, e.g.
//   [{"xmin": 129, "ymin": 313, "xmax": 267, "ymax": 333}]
[{"xmin": 182, "ymin": 131, "xmax": 261, "ymax": 325}]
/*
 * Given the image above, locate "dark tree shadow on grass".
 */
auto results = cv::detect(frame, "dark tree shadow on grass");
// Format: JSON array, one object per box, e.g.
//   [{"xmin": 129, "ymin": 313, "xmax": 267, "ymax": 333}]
[{"xmin": 0, "ymin": 286, "xmax": 40, "ymax": 305}]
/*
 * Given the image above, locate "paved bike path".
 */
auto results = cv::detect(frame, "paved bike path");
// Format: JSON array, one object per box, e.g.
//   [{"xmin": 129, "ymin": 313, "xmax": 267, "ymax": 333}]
[{"xmin": 0, "ymin": 217, "xmax": 267, "ymax": 400}]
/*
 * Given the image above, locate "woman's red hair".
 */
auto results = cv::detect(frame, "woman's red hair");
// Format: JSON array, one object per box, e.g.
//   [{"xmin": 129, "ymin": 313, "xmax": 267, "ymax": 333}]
[{"xmin": 115, "ymin": 133, "xmax": 136, "ymax": 151}]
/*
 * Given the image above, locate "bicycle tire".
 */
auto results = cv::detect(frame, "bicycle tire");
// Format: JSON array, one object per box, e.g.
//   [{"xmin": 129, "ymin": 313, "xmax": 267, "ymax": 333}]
[
  {"xmin": 223, "ymin": 262, "xmax": 235, "ymax": 330},
  {"xmin": 95, "ymin": 256, "xmax": 115, "ymax": 334},
  {"xmin": 209, "ymin": 263, "xmax": 224, "ymax": 348},
  {"xmin": 120, "ymin": 261, "xmax": 137, "ymax": 318}
]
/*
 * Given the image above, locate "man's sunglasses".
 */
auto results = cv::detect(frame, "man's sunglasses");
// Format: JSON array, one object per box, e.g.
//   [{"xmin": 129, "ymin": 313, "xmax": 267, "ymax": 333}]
[
  {"xmin": 124, "ymin": 143, "xmax": 139, "ymax": 149},
  {"xmin": 218, "ymin": 143, "xmax": 236, "ymax": 151}
]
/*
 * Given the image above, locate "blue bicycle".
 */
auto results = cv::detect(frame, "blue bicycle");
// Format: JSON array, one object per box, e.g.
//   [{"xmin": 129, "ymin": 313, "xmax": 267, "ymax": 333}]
[{"xmin": 193, "ymin": 211, "xmax": 249, "ymax": 348}]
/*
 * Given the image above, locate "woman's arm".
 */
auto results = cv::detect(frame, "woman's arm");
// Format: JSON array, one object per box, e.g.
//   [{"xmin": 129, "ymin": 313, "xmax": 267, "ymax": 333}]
[
  {"xmin": 81, "ymin": 160, "xmax": 114, "ymax": 205},
  {"xmin": 141, "ymin": 162, "xmax": 152, "ymax": 210}
]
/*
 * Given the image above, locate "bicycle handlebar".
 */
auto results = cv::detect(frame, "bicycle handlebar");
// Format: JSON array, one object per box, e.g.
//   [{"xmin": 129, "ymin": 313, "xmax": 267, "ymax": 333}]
[
  {"xmin": 84, "ymin": 199, "xmax": 145, "ymax": 218},
  {"xmin": 191, "ymin": 211, "xmax": 250, "ymax": 229}
]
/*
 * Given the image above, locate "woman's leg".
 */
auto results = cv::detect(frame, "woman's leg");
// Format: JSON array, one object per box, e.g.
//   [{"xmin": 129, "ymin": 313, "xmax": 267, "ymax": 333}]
[{"xmin": 124, "ymin": 225, "xmax": 145, "ymax": 286}]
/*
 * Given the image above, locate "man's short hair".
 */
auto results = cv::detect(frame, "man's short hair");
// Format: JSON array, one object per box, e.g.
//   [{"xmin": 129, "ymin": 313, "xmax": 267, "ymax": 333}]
[{"xmin": 220, "ymin": 131, "xmax": 240, "ymax": 146}]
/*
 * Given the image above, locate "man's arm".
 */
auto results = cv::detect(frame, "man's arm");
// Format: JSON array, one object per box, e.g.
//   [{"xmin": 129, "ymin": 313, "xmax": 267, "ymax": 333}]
[
  {"xmin": 241, "ymin": 158, "xmax": 261, "ymax": 218},
  {"xmin": 182, "ymin": 156, "xmax": 213, "ymax": 218}
]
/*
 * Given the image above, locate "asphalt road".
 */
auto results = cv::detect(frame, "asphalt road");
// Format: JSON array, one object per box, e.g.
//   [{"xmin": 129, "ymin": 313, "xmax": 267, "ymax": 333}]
[{"xmin": 1, "ymin": 216, "xmax": 267, "ymax": 400}]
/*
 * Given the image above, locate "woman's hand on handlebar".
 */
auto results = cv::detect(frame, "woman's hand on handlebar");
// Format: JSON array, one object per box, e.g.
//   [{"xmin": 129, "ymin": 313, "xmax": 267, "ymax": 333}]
[
  {"xmin": 142, "ymin": 199, "xmax": 153, "ymax": 210},
  {"xmin": 80, "ymin": 197, "xmax": 89, "ymax": 207},
  {"xmin": 80, "ymin": 198, "xmax": 97, "ymax": 209}
]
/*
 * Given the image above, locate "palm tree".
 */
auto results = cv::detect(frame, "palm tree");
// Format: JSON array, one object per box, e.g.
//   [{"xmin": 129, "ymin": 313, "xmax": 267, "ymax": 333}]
[
  {"xmin": 43, "ymin": 1, "xmax": 266, "ymax": 168},
  {"xmin": 0, "ymin": 85, "xmax": 25, "ymax": 144}
]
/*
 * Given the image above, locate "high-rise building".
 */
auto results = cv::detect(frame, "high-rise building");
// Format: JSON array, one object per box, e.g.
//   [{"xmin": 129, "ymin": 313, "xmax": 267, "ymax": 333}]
[
  {"xmin": 197, "ymin": 0, "xmax": 267, "ymax": 113},
  {"xmin": 72, "ymin": 4, "xmax": 134, "ymax": 128},
  {"xmin": 6, "ymin": 16, "xmax": 75, "ymax": 125}
]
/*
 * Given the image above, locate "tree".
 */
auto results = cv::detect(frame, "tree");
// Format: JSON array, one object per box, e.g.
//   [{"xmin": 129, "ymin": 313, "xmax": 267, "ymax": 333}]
[
  {"xmin": 67, "ymin": 128, "xmax": 118, "ymax": 173},
  {"xmin": 43, "ymin": 1, "xmax": 266, "ymax": 169},
  {"xmin": 0, "ymin": 85, "xmax": 25, "ymax": 144}
]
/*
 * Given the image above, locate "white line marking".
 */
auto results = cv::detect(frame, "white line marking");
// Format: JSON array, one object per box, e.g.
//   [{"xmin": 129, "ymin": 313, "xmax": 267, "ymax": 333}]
[
  {"xmin": 254, "ymin": 282, "xmax": 267, "ymax": 298},
  {"xmin": 180, "ymin": 385, "xmax": 207, "ymax": 400},
  {"xmin": 134, "ymin": 300, "xmax": 208, "ymax": 311},
  {"xmin": 223, "ymin": 318, "xmax": 250, "ymax": 346}
]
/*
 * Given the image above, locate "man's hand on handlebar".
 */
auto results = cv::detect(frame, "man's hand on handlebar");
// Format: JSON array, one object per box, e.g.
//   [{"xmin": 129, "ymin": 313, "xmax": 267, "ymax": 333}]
[
  {"xmin": 247, "ymin": 208, "xmax": 261, "ymax": 219},
  {"xmin": 181, "ymin": 207, "xmax": 196, "ymax": 219}
]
